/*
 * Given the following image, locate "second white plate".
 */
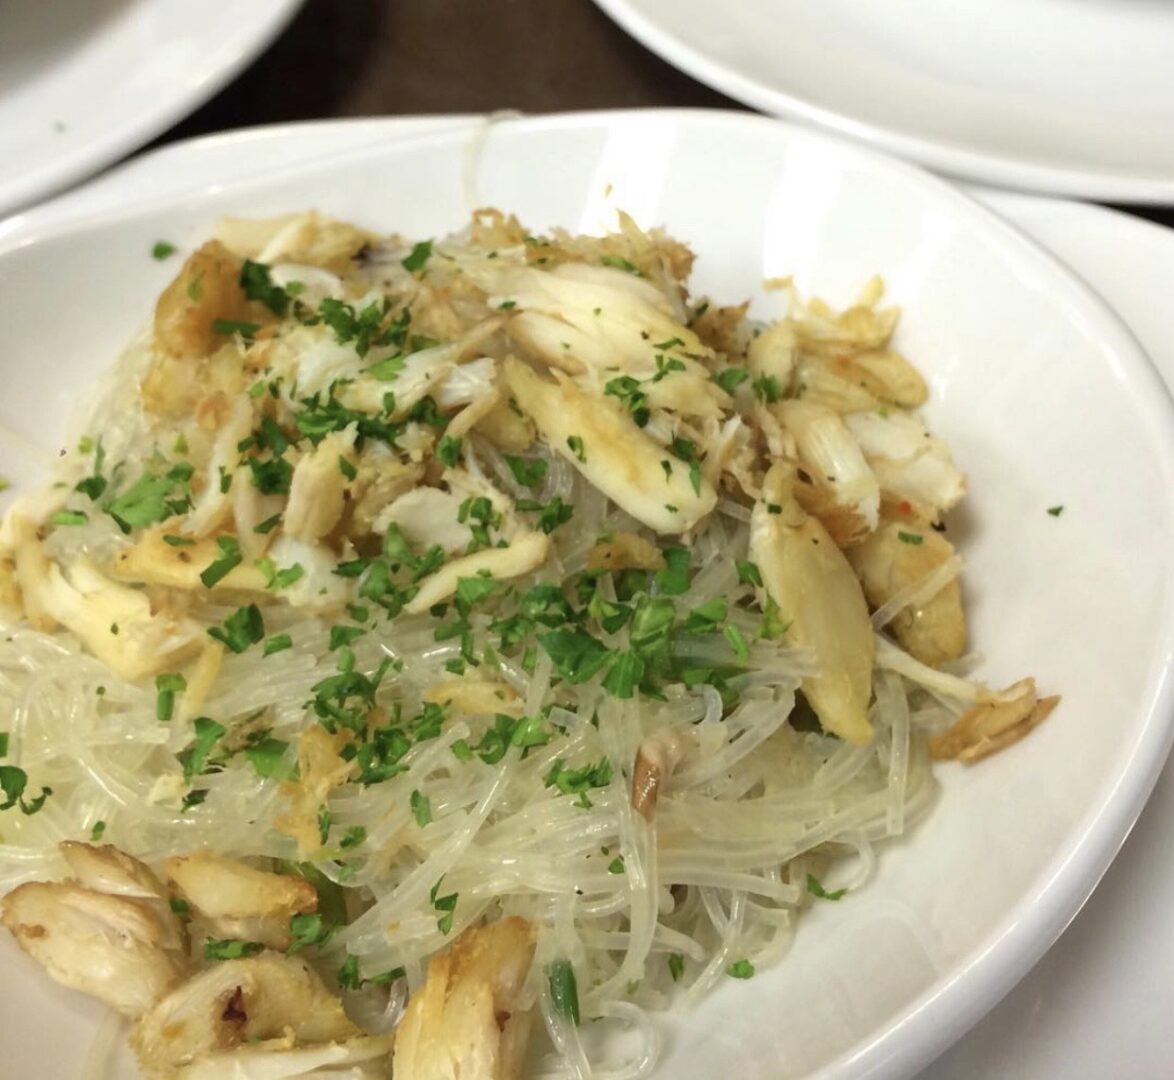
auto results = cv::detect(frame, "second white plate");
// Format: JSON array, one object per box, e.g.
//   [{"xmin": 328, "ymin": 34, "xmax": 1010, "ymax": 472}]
[
  {"xmin": 0, "ymin": 0, "xmax": 302, "ymax": 217},
  {"xmin": 594, "ymin": 0, "xmax": 1174, "ymax": 202}
]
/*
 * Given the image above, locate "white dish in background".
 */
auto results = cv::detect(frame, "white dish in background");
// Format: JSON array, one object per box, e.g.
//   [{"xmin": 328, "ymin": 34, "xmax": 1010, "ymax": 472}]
[
  {"xmin": 2, "ymin": 111, "xmax": 1174, "ymax": 1079},
  {"xmin": 593, "ymin": 0, "xmax": 1174, "ymax": 203},
  {"xmin": 0, "ymin": 0, "xmax": 302, "ymax": 217}
]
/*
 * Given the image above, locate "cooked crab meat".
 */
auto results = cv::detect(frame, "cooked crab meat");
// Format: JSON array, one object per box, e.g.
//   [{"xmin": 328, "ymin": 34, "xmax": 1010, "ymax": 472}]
[
  {"xmin": 339, "ymin": 320, "xmax": 505, "ymax": 419},
  {"xmin": 844, "ymin": 409, "xmax": 966, "ymax": 521},
  {"xmin": 187, "ymin": 396, "xmax": 256, "ymax": 538},
  {"xmin": 827, "ymin": 349, "xmax": 927, "ymax": 408},
  {"xmin": 487, "ymin": 262, "xmax": 711, "ymax": 376},
  {"xmin": 848, "ymin": 521, "xmax": 966, "ymax": 667},
  {"xmin": 176, "ymin": 642, "xmax": 224, "ymax": 725},
  {"xmin": 750, "ymin": 464, "xmax": 874, "ymax": 745},
  {"xmin": 423, "ymin": 678, "xmax": 522, "ymax": 717},
  {"xmin": 166, "ymin": 853, "xmax": 317, "ymax": 951},
  {"xmin": 747, "ymin": 320, "xmax": 797, "ymax": 400},
  {"xmin": 349, "ymin": 450, "xmax": 425, "ymax": 538},
  {"xmin": 376, "ymin": 468, "xmax": 516, "ymax": 557},
  {"xmin": 1, "ymin": 879, "xmax": 187, "ymax": 1017},
  {"xmin": 587, "ymin": 532, "xmax": 666, "ymax": 573},
  {"xmin": 131, "ymin": 951, "xmax": 360, "ymax": 1074},
  {"xmin": 792, "ymin": 356, "xmax": 881, "ymax": 415},
  {"xmin": 154, "ymin": 241, "xmax": 257, "ymax": 360},
  {"xmin": 264, "ymin": 535, "xmax": 352, "ymax": 611},
  {"xmin": 339, "ymin": 344, "xmax": 455, "ymax": 418},
  {"xmin": 275, "ymin": 727, "xmax": 355, "ymax": 858},
  {"xmin": 405, "ymin": 530, "xmax": 550, "ymax": 615},
  {"xmin": 377, "ymin": 487, "xmax": 473, "ymax": 554},
  {"xmin": 216, "ymin": 211, "xmax": 374, "ymax": 273},
  {"xmin": 930, "ymin": 678, "xmax": 1060, "ymax": 763},
  {"xmin": 12, "ymin": 519, "xmax": 203, "ymax": 680},
  {"xmin": 172, "ymin": 1034, "xmax": 396, "ymax": 1080},
  {"xmin": 777, "ymin": 399, "xmax": 879, "ymax": 534},
  {"xmin": 504, "ymin": 358, "xmax": 716, "ymax": 535},
  {"xmin": 394, "ymin": 917, "xmax": 536, "ymax": 1080},
  {"xmin": 786, "ymin": 278, "xmax": 898, "ymax": 356},
  {"xmin": 58, "ymin": 842, "xmax": 186, "ymax": 953},
  {"xmin": 284, "ymin": 428, "xmax": 357, "ymax": 542},
  {"xmin": 112, "ymin": 527, "xmax": 269, "ymax": 593},
  {"xmin": 474, "ymin": 399, "xmax": 535, "ymax": 453}
]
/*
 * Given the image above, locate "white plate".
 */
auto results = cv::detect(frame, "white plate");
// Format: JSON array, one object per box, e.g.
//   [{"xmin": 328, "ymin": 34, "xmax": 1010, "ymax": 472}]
[
  {"xmin": 2, "ymin": 111, "xmax": 1173, "ymax": 1080},
  {"xmin": 17, "ymin": 117, "xmax": 1174, "ymax": 1080},
  {"xmin": 0, "ymin": 0, "xmax": 302, "ymax": 217},
  {"xmin": 593, "ymin": 0, "xmax": 1174, "ymax": 203}
]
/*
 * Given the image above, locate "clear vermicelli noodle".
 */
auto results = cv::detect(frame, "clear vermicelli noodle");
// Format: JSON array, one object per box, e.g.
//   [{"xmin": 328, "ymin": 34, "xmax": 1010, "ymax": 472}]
[{"xmin": 0, "ymin": 208, "xmax": 1057, "ymax": 1079}]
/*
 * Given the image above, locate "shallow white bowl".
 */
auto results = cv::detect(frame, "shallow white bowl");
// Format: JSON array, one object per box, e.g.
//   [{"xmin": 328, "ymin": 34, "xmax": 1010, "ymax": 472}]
[
  {"xmin": 0, "ymin": 111, "xmax": 1172, "ymax": 1079},
  {"xmin": 0, "ymin": 0, "xmax": 303, "ymax": 216}
]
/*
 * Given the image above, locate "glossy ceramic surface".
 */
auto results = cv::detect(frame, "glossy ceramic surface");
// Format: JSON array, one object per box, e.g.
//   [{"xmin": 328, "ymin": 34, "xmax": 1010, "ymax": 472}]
[
  {"xmin": 1, "ymin": 112, "xmax": 1173, "ymax": 1079},
  {"xmin": 0, "ymin": 0, "xmax": 302, "ymax": 216},
  {"xmin": 594, "ymin": 0, "xmax": 1174, "ymax": 202}
]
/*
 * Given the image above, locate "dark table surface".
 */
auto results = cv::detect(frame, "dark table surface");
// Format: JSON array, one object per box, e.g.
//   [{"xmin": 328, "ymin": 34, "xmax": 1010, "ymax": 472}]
[{"xmin": 157, "ymin": 0, "xmax": 1172, "ymax": 230}]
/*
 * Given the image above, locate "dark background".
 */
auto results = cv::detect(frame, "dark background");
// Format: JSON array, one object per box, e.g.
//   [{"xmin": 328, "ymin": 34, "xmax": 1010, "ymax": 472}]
[{"xmin": 158, "ymin": 0, "xmax": 1170, "ymax": 229}]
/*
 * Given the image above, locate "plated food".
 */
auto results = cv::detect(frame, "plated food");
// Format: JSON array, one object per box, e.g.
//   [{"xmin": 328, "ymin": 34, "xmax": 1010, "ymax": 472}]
[{"xmin": 0, "ymin": 207, "xmax": 1055, "ymax": 1078}]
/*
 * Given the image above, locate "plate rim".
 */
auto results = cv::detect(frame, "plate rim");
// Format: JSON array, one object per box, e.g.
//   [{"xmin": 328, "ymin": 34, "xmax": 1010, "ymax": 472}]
[
  {"xmin": 0, "ymin": 0, "xmax": 305, "ymax": 217},
  {"xmin": 2, "ymin": 108, "xmax": 1174, "ymax": 1079},
  {"xmin": 591, "ymin": 0, "xmax": 1174, "ymax": 204}
]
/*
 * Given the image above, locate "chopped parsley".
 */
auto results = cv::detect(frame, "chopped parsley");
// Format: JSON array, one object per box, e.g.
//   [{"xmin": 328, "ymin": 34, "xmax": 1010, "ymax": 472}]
[
  {"xmin": 286, "ymin": 912, "xmax": 337, "ymax": 955},
  {"xmin": 240, "ymin": 260, "xmax": 290, "ymax": 316},
  {"xmin": 1047, "ymin": 505, "xmax": 1064, "ymax": 517},
  {"xmin": 154, "ymin": 672, "xmax": 187, "ymax": 723},
  {"xmin": 668, "ymin": 953, "xmax": 685, "ymax": 982},
  {"xmin": 437, "ymin": 435, "xmax": 462, "ymax": 468},
  {"xmin": 178, "ymin": 717, "xmax": 227, "ymax": 784},
  {"xmin": 806, "ymin": 873, "xmax": 846, "ymax": 901},
  {"xmin": 429, "ymin": 876, "xmax": 458, "ymax": 935},
  {"xmin": 503, "ymin": 455, "xmax": 548, "ymax": 488},
  {"xmin": 199, "ymin": 536, "xmax": 243, "ymax": 588},
  {"xmin": 727, "ymin": 959, "xmax": 755, "ymax": 979},
  {"xmin": 604, "ymin": 375, "xmax": 650, "ymax": 427},
  {"xmin": 735, "ymin": 559, "xmax": 763, "ymax": 588},
  {"xmin": 654, "ymin": 547, "xmax": 691, "ymax": 596},
  {"xmin": 752, "ymin": 374, "xmax": 783, "ymax": 403},
  {"xmin": 242, "ymin": 734, "xmax": 293, "ymax": 780},
  {"xmin": 151, "ymin": 241, "xmax": 177, "ymax": 260},
  {"xmin": 537, "ymin": 628, "xmax": 611, "ymax": 684},
  {"xmin": 90, "ymin": 821, "xmax": 106, "ymax": 842},
  {"xmin": 544, "ymin": 757, "xmax": 612, "ymax": 807},
  {"xmin": 896, "ymin": 530, "xmax": 923, "ymax": 546},
  {"xmin": 211, "ymin": 319, "xmax": 261, "ymax": 339},
  {"xmin": 207, "ymin": 603, "xmax": 264, "ymax": 653},
  {"xmin": 401, "ymin": 239, "xmax": 434, "ymax": 273},
  {"xmin": 517, "ymin": 495, "xmax": 574, "ymax": 534},
  {"xmin": 263, "ymin": 633, "xmax": 293, "ymax": 657},
  {"xmin": 204, "ymin": 938, "xmax": 264, "ymax": 961},
  {"xmin": 49, "ymin": 509, "xmax": 87, "ymax": 527},
  {"xmin": 600, "ymin": 254, "xmax": 641, "ymax": 276},
  {"xmin": 715, "ymin": 366, "xmax": 750, "ymax": 394},
  {"xmin": 724, "ymin": 624, "xmax": 750, "ymax": 664},
  {"xmin": 338, "ymin": 954, "xmax": 405, "ymax": 991},
  {"xmin": 600, "ymin": 650, "xmax": 644, "ymax": 699},
  {"xmin": 106, "ymin": 463, "xmax": 192, "ymax": 532},
  {"xmin": 547, "ymin": 959, "xmax": 581, "ymax": 1024},
  {"xmin": 0, "ymin": 765, "xmax": 51, "ymax": 815},
  {"xmin": 410, "ymin": 788, "xmax": 432, "ymax": 827},
  {"xmin": 566, "ymin": 435, "xmax": 586, "ymax": 463}
]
